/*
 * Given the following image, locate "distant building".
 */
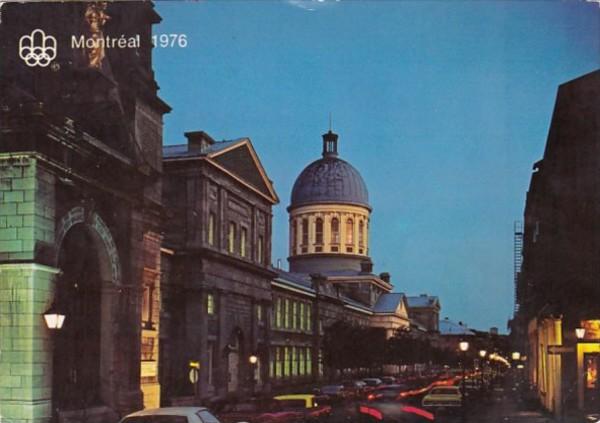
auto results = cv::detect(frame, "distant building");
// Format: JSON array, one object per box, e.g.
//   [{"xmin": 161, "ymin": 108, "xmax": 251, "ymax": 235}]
[
  {"xmin": 436, "ymin": 318, "xmax": 476, "ymax": 352},
  {"xmin": 515, "ymin": 70, "xmax": 600, "ymax": 415},
  {"xmin": 406, "ymin": 294, "xmax": 441, "ymax": 332}
]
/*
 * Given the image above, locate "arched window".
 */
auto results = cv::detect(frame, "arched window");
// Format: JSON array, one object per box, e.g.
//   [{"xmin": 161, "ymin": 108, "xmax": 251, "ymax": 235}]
[
  {"xmin": 346, "ymin": 218, "xmax": 354, "ymax": 244},
  {"xmin": 315, "ymin": 218, "xmax": 323, "ymax": 244},
  {"xmin": 302, "ymin": 219, "xmax": 309, "ymax": 245},
  {"xmin": 358, "ymin": 220, "xmax": 364, "ymax": 246},
  {"xmin": 331, "ymin": 218, "xmax": 340, "ymax": 244}
]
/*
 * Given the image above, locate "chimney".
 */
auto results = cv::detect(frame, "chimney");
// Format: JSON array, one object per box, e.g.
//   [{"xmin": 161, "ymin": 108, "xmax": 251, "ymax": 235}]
[
  {"xmin": 379, "ymin": 272, "xmax": 390, "ymax": 283},
  {"xmin": 360, "ymin": 260, "xmax": 373, "ymax": 274},
  {"xmin": 185, "ymin": 131, "xmax": 215, "ymax": 153}
]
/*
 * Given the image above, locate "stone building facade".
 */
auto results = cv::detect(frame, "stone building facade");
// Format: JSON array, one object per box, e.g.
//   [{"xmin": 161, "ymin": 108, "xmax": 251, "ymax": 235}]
[
  {"xmin": 0, "ymin": 2, "xmax": 169, "ymax": 422},
  {"xmin": 515, "ymin": 70, "xmax": 600, "ymax": 416},
  {"xmin": 160, "ymin": 132, "xmax": 279, "ymax": 405}
]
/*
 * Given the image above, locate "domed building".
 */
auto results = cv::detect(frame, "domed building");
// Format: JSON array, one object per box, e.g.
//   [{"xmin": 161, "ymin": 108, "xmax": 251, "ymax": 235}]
[
  {"xmin": 288, "ymin": 130, "xmax": 372, "ymax": 273},
  {"xmin": 269, "ymin": 130, "xmax": 414, "ymax": 387}
]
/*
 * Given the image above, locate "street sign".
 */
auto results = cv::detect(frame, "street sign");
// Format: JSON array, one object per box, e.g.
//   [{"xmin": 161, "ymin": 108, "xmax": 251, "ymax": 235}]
[
  {"xmin": 189, "ymin": 368, "xmax": 199, "ymax": 383},
  {"xmin": 547, "ymin": 345, "xmax": 575, "ymax": 354}
]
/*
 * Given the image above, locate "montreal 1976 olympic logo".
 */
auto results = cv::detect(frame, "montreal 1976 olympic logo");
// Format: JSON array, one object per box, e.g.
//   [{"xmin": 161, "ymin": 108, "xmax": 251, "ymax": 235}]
[{"xmin": 19, "ymin": 29, "xmax": 57, "ymax": 67}]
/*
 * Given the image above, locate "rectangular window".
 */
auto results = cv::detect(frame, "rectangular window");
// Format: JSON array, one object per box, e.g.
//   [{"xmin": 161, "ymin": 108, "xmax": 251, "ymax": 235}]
[
  {"xmin": 276, "ymin": 298, "xmax": 282, "ymax": 328},
  {"xmin": 306, "ymin": 304, "xmax": 312, "ymax": 333},
  {"xmin": 298, "ymin": 348, "xmax": 305, "ymax": 376},
  {"xmin": 257, "ymin": 304, "xmax": 263, "ymax": 323},
  {"xmin": 291, "ymin": 346, "xmax": 297, "ymax": 377},
  {"xmin": 285, "ymin": 299, "xmax": 290, "ymax": 329},
  {"xmin": 283, "ymin": 347, "xmax": 290, "ymax": 378},
  {"xmin": 258, "ymin": 235, "xmax": 264, "ymax": 264},
  {"xmin": 270, "ymin": 349, "xmax": 274, "ymax": 379},
  {"xmin": 228, "ymin": 222, "xmax": 236, "ymax": 253},
  {"xmin": 207, "ymin": 293, "xmax": 215, "ymax": 315},
  {"xmin": 306, "ymin": 347, "xmax": 312, "ymax": 375},
  {"xmin": 318, "ymin": 349, "xmax": 323, "ymax": 376},
  {"xmin": 276, "ymin": 347, "xmax": 282, "ymax": 379},
  {"xmin": 240, "ymin": 227, "xmax": 247, "ymax": 257},
  {"xmin": 292, "ymin": 302, "xmax": 297, "ymax": 330},
  {"xmin": 299, "ymin": 303, "xmax": 305, "ymax": 331},
  {"xmin": 208, "ymin": 212, "xmax": 215, "ymax": 245}
]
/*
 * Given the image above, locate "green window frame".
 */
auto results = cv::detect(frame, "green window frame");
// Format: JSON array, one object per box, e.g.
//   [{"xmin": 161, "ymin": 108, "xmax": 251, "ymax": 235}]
[
  {"xmin": 285, "ymin": 298, "xmax": 290, "ymax": 329},
  {"xmin": 207, "ymin": 293, "xmax": 215, "ymax": 315}
]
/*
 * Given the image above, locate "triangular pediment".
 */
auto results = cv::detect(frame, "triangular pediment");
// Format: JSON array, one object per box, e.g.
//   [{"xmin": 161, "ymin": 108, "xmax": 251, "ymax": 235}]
[{"xmin": 209, "ymin": 139, "xmax": 279, "ymax": 204}]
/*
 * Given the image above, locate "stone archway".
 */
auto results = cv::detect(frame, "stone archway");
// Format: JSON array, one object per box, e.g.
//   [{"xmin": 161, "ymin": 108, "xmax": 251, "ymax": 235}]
[{"xmin": 52, "ymin": 206, "xmax": 122, "ymax": 419}]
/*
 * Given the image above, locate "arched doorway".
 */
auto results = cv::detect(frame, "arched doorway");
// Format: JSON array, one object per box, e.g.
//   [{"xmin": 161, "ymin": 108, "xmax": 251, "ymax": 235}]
[
  {"xmin": 51, "ymin": 207, "xmax": 122, "ymax": 418},
  {"xmin": 53, "ymin": 225, "xmax": 102, "ymax": 410},
  {"xmin": 226, "ymin": 328, "xmax": 243, "ymax": 393}
]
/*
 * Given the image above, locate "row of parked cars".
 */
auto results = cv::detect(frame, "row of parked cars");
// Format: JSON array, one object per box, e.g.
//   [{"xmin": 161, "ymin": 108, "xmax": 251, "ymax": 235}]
[{"xmin": 118, "ymin": 375, "xmax": 444, "ymax": 423}]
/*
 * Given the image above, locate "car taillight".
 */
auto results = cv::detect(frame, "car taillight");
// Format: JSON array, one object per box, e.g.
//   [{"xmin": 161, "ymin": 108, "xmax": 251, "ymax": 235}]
[
  {"xmin": 359, "ymin": 406, "xmax": 383, "ymax": 421},
  {"xmin": 367, "ymin": 393, "xmax": 382, "ymax": 401},
  {"xmin": 401, "ymin": 406, "xmax": 434, "ymax": 421}
]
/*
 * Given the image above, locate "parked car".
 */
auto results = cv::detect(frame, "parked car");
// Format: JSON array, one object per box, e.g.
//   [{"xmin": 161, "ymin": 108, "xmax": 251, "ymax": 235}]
[
  {"xmin": 363, "ymin": 378, "xmax": 383, "ymax": 388},
  {"xmin": 342, "ymin": 380, "xmax": 367, "ymax": 398},
  {"xmin": 421, "ymin": 386, "xmax": 462, "ymax": 411},
  {"xmin": 273, "ymin": 394, "xmax": 332, "ymax": 421},
  {"xmin": 380, "ymin": 376, "xmax": 396, "ymax": 385},
  {"xmin": 120, "ymin": 407, "xmax": 222, "ymax": 423},
  {"xmin": 358, "ymin": 402, "xmax": 434, "ymax": 422},
  {"xmin": 217, "ymin": 399, "xmax": 303, "ymax": 423},
  {"xmin": 367, "ymin": 384, "xmax": 410, "ymax": 402},
  {"xmin": 320, "ymin": 385, "xmax": 349, "ymax": 402}
]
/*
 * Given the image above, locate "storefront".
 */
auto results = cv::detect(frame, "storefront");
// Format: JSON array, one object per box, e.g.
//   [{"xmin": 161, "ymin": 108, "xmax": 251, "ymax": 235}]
[{"xmin": 576, "ymin": 320, "xmax": 600, "ymax": 411}]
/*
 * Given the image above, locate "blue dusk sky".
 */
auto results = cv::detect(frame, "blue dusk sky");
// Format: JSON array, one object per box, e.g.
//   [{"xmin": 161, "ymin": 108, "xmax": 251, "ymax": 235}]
[{"xmin": 153, "ymin": 0, "xmax": 600, "ymax": 333}]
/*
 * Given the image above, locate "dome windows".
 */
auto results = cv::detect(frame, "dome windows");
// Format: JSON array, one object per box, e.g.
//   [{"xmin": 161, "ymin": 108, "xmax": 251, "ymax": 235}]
[
  {"xmin": 315, "ymin": 218, "xmax": 324, "ymax": 252},
  {"xmin": 346, "ymin": 218, "xmax": 354, "ymax": 253}
]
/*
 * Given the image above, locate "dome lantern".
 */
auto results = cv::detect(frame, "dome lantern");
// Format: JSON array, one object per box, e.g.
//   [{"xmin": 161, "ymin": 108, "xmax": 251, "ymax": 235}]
[{"xmin": 322, "ymin": 130, "xmax": 339, "ymax": 158}]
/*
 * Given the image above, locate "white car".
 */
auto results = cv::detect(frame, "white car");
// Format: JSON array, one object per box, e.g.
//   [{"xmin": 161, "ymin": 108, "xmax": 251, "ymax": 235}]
[{"xmin": 120, "ymin": 407, "xmax": 222, "ymax": 423}]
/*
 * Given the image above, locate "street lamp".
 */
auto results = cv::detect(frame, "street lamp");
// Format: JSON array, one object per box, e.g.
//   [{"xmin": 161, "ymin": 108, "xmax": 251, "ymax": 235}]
[
  {"xmin": 458, "ymin": 341, "xmax": 469, "ymax": 422},
  {"xmin": 43, "ymin": 303, "xmax": 65, "ymax": 330},
  {"xmin": 511, "ymin": 351, "xmax": 521, "ymax": 361},
  {"xmin": 479, "ymin": 350, "xmax": 487, "ymax": 393},
  {"xmin": 249, "ymin": 354, "xmax": 258, "ymax": 396}
]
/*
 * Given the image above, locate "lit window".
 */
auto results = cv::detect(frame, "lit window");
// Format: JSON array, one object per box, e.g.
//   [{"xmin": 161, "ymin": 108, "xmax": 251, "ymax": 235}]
[
  {"xmin": 306, "ymin": 304, "xmax": 312, "ymax": 332},
  {"xmin": 228, "ymin": 222, "xmax": 236, "ymax": 253},
  {"xmin": 306, "ymin": 347, "xmax": 312, "ymax": 375},
  {"xmin": 285, "ymin": 298, "xmax": 290, "ymax": 328},
  {"xmin": 257, "ymin": 304, "xmax": 263, "ymax": 322},
  {"xmin": 291, "ymin": 346, "xmax": 297, "ymax": 376},
  {"xmin": 292, "ymin": 302, "xmax": 297, "ymax": 330},
  {"xmin": 276, "ymin": 298, "xmax": 282, "ymax": 328},
  {"xmin": 276, "ymin": 347, "xmax": 282, "ymax": 378},
  {"xmin": 331, "ymin": 218, "xmax": 340, "ymax": 244},
  {"xmin": 284, "ymin": 347, "xmax": 290, "ymax": 378},
  {"xmin": 208, "ymin": 212, "xmax": 215, "ymax": 246},
  {"xmin": 141, "ymin": 283, "xmax": 154, "ymax": 328},
  {"xmin": 299, "ymin": 303, "xmax": 305, "ymax": 331},
  {"xmin": 207, "ymin": 293, "xmax": 215, "ymax": 315},
  {"xmin": 241, "ymin": 227, "xmax": 247, "ymax": 257},
  {"xmin": 299, "ymin": 348, "xmax": 305, "ymax": 376},
  {"xmin": 315, "ymin": 218, "xmax": 323, "ymax": 244},
  {"xmin": 346, "ymin": 218, "xmax": 354, "ymax": 244},
  {"xmin": 258, "ymin": 235, "xmax": 264, "ymax": 264}
]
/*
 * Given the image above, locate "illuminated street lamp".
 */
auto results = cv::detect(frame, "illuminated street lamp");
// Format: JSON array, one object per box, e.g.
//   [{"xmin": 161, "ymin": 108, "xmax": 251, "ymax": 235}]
[
  {"xmin": 43, "ymin": 303, "xmax": 65, "ymax": 330},
  {"xmin": 478, "ymin": 350, "xmax": 487, "ymax": 393},
  {"xmin": 576, "ymin": 327, "xmax": 586, "ymax": 340},
  {"xmin": 249, "ymin": 354, "xmax": 259, "ymax": 395},
  {"xmin": 511, "ymin": 351, "xmax": 521, "ymax": 361},
  {"xmin": 458, "ymin": 341, "xmax": 469, "ymax": 422}
]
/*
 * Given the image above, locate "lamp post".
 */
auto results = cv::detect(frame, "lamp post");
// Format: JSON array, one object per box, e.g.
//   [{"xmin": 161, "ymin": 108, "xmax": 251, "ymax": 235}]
[
  {"xmin": 479, "ymin": 350, "xmax": 487, "ymax": 394},
  {"xmin": 249, "ymin": 354, "xmax": 258, "ymax": 396},
  {"xmin": 459, "ymin": 341, "xmax": 469, "ymax": 422}
]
